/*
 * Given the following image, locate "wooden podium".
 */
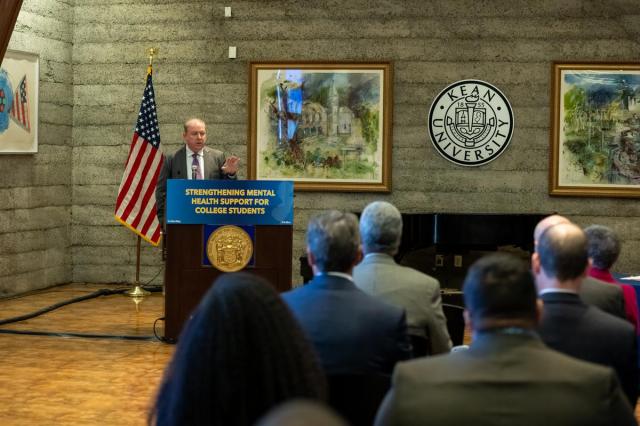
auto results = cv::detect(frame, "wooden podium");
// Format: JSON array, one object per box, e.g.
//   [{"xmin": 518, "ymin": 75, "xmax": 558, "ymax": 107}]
[
  {"xmin": 162, "ymin": 180, "xmax": 294, "ymax": 342},
  {"xmin": 163, "ymin": 224, "xmax": 292, "ymax": 342}
]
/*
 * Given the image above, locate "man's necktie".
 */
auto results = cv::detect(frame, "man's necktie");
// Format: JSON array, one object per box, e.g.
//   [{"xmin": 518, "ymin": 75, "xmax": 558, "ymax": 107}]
[{"xmin": 192, "ymin": 153, "xmax": 201, "ymax": 180}]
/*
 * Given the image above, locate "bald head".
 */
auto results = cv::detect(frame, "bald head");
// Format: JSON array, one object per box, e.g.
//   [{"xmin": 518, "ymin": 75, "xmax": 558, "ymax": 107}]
[
  {"xmin": 533, "ymin": 215, "xmax": 570, "ymax": 246},
  {"xmin": 536, "ymin": 223, "xmax": 589, "ymax": 282}
]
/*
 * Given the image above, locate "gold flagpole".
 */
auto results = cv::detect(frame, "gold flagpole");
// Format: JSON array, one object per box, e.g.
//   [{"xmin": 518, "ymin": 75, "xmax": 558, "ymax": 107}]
[
  {"xmin": 126, "ymin": 47, "xmax": 159, "ymax": 298},
  {"xmin": 126, "ymin": 235, "xmax": 149, "ymax": 297}
]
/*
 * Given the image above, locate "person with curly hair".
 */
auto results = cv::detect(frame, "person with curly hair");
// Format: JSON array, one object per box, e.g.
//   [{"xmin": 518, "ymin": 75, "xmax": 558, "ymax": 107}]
[
  {"xmin": 150, "ymin": 272, "xmax": 326, "ymax": 426},
  {"xmin": 585, "ymin": 224, "xmax": 640, "ymax": 333}
]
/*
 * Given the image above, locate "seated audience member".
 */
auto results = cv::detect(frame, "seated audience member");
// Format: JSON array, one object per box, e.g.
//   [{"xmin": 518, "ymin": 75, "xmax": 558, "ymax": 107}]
[
  {"xmin": 150, "ymin": 273, "xmax": 326, "ymax": 426},
  {"xmin": 534, "ymin": 215, "xmax": 625, "ymax": 319},
  {"xmin": 534, "ymin": 223, "xmax": 638, "ymax": 406},
  {"xmin": 256, "ymin": 400, "xmax": 348, "ymax": 426},
  {"xmin": 375, "ymin": 253, "xmax": 637, "ymax": 426},
  {"xmin": 282, "ymin": 210, "xmax": 411, "ymax": 375},
  {"xmin": 585, "ymin": 224, "xmax": 640, "ymax": 332},
  {"xmin": 353, "ymin": 201, "xmax": 452, "ymax": 356}
]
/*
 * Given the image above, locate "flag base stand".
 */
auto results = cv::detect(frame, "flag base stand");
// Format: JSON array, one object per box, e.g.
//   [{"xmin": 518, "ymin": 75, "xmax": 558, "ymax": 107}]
[
  {"xmin": 125, "ymin": 236, "xmax": 150, "ymax": 298},
  {"xmin": 126, "ymin": 283, "xmax": 150, "ymax": 297}
]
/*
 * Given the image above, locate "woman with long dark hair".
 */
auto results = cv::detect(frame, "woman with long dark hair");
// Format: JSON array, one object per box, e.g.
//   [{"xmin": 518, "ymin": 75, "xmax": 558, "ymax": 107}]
[{"xmin": 150, "ymin": 272, "xmax": 326, "ymax": 426}]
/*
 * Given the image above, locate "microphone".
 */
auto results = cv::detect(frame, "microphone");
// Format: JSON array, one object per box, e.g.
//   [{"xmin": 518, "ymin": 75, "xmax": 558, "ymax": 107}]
[{"xmin": 191, "ymin": 164, "xmax": 199, "ymax": 180}]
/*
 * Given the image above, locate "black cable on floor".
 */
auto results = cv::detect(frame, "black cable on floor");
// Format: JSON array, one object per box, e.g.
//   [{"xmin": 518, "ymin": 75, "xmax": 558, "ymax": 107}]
[
  {"xmin": 0, "ymin": 329, "xmax": 155, "ymax": 341},
  {"xmin": 0, "ymin": 288, "xmax": 128, "ymax": 326},
  {"xmin": 141, "ymin": 266, "xmax": 164, "ymax": 288},
  {"xmin": 0, "ymin": 265, "xmax": 166, "ymax": 326},
  {"xmin": 0, "ymin": 266, "xmax": 164, "ymax": 301},
  {"xmin": 0, "ymin": 267, "xmax": 167, "ymax": 341},
  {"xmin": 153, "ymin": 316, "xmax": 170, "ymax": 343}
]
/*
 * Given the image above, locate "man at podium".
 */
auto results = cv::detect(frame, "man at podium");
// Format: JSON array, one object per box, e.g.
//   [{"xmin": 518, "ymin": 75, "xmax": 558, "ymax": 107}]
[{"xmin": 155, "ymin": 118, "xmax": 240, "ymax": 227}]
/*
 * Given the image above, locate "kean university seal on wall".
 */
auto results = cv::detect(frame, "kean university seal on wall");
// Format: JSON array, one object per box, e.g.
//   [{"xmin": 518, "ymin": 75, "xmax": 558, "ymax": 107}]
[{"xmin": 428, "ymin": 80, "xmax": 514, "ymax": 166}]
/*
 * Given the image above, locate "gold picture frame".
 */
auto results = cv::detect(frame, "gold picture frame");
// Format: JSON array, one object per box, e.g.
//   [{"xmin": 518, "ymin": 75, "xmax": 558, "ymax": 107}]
[
  {"xmin": 248, "ymin": 62, "xmax": 392, "ymax": 192},
  {"xmin": 550, "ymin": 62, "xmax": 640, "ymax": 197},
  {"xmin": 0, "ymin": 49, "xmax": 39, "ymax": 154}
]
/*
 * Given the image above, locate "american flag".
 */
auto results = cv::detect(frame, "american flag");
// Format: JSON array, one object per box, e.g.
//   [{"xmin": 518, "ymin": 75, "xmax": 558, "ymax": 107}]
[
  {"xmin": 10, "ymin": 75, "xmax": 30, "ymax": 131},
  {"xmin": 114, "ymin": 68, "xmax": 164, "ymax": 246}
]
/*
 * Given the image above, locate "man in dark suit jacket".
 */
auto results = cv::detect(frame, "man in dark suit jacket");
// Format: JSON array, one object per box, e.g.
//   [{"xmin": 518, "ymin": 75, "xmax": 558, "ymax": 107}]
[
  {"xmin": 282, "ymin": 210, "xmax": 411, "ymax": 375},
  {"xmin": 375, "ymin": 253, "xmax": 636, "ymax": 426},
  {"xmin": 534, "ymin": 222, "xmax": 638, "ymax": 406},
  {"xmin": 155, "ymin": 118, "xmax": 239, "ymax": 226},
  {"xmin": 534, "ymin": 214, "xmax": 625, "ymax": 320}
]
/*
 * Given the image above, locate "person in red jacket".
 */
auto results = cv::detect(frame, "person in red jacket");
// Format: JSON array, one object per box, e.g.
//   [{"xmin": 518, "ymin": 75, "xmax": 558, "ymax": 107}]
[{"xmin": 585, "ymin": 224, "xmax": 640, "ymax": 333}]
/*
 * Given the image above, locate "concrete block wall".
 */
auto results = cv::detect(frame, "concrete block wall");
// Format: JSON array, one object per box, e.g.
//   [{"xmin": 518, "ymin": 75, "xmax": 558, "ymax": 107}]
[
  {"xmin": 71, "ymin": 1, "xmax": 247, "ymax": 285},
  {"xmin": 4, "ymin": 0, "xmax": 640, "ymax": 294},
  {"xmin": 0, "ymin": 0, "xmax": 73, "ymax": 295},
  {"xmin": 71, "ymin": 0, "xmax": 640, "ymax": 285}
]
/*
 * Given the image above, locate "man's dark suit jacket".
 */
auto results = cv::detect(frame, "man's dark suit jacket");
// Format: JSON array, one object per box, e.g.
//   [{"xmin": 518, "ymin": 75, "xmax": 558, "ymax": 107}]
[
  {"xmin": 539, "ymin": 291, "xmax": 638, "ymax": 406},
  {"xmin": 282, "ymin": 274, "xmax": 411, "ymax": 375},
  {"xmin": 581, "ymin": 276, "xmax": 626, "ymax": 320},
  {"xmin": 155, "ymin": 145, "xmax": 235, "ymax": 225},
  {"xmin": 375, "ymin": 331, "xmax": 636, "ymax": 426}
]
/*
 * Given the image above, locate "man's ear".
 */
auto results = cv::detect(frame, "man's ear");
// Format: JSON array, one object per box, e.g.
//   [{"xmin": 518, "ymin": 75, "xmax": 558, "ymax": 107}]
[
  {"xmin": 535, "ymin": 298, "xmax": 544, "ymax": 326},
  {"xmin": 531, "ymin": 252, "xmax": 541, "ymax": 275},
  {"xmin": 353, "ymin": 245, "xmax": 363, "ymax": 267},
  {"xmin": 306, "ymin": 246, "xmax": 315, "ymax": 268}
]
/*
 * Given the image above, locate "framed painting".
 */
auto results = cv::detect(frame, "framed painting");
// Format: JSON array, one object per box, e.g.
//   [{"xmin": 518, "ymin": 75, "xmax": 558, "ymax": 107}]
[
  {"xmin": 0, "ymin": 49, "xmax": 39, "ymax": 154},
  {"xmin": 248, "ymin": 62, "xmax": 392, "ymax": 192},
  {"xmin": 550, "ymin": 62, "xmax": 640, "ymax": 197}
]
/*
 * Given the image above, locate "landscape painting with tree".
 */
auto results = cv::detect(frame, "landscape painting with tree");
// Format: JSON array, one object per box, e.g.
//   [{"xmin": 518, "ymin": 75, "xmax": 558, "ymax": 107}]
[
  {"xmin": 551, "ymin": 63, "xmax": 640, "ymax": 197},
  {"xmin": 248, "ymin": 63, "xmax": 392, "ymax": 192}
]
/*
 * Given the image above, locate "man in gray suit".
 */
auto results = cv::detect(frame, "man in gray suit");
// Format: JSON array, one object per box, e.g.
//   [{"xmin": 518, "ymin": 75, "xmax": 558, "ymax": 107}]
[
  {"xmin": 375, "ymin": 253, "xmax": 637, "ymax": 426},
  {"xmin": 353, "ymin": 201, "xmax": 452, "ymax": 355},
  {"xmin": 534, "ymin": 214, "xmax": 625, "ymax": 320},
  {"xmin": 155, "ymin": 118, "xmax": 239, "ymax": 226}
]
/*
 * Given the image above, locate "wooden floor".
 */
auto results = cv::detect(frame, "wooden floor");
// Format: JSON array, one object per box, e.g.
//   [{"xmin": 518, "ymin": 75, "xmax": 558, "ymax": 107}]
[
  {"xmin": 0, "ymin": 283, "xmax": 638, "ymax": 425},
  {"xmin": 0, "ymin": 284, "xmax": 173, "ymax": 426}
]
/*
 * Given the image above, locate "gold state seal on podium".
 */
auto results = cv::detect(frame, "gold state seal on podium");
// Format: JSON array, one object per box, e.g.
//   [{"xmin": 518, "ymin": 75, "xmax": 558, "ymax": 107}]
[{"xmin": 206, "ymin": 225, "xmax": 253, "ymax": 272}]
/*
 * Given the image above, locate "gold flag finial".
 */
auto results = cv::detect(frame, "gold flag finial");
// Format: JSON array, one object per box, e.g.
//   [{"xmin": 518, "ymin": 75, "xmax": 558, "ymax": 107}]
[
  {"xmin": 146, "ymin": 48, "xmax": 158, "ymax": 74},
  {"xmin": 147, "ymin": 48, "xmax": 158, "ymax": 65}
]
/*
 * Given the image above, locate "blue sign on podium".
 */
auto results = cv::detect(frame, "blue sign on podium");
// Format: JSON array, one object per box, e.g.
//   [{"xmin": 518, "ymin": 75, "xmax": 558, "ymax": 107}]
[{"xmin": 166, "ymin": 180, "xmax": 294, "ymax": 226}]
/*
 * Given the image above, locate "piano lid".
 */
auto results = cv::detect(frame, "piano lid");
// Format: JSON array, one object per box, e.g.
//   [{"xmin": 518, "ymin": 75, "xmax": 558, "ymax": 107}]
[{"xmin": 401, "ymin": 213, "xmax": 547, "ymax": 253}]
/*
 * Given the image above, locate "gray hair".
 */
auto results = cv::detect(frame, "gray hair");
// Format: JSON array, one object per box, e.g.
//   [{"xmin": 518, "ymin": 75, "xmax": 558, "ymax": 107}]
[
  {"xmin": 584, "ymin": 224, "xmax": 621, "ymax": 270},
  {"xmin": 306, "ymin": 210, "xmax": 360, "ymax": 273},
  {"xmin": 359, "ymin": 201, "xmax": 402, "ymax": 255}
]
